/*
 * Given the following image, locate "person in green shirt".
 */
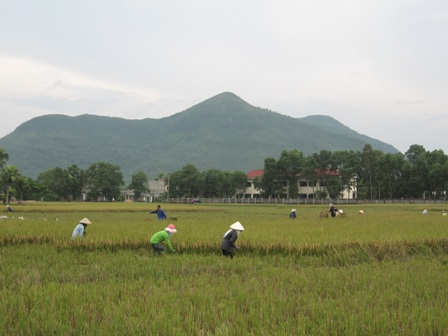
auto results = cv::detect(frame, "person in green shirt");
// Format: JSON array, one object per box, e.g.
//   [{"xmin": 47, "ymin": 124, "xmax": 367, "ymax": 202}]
[{"xmin": 150, "ymin": 224, "xmax": 177, "ymax": 255}]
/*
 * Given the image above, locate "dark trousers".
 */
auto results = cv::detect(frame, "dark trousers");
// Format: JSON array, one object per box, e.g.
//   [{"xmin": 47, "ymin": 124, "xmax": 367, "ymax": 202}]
[
  {"xmin": 152, "ymin": 243, "xmax": 166, "ymax": 255},
  {"xmin": 222, "ymin": 249, "xmax": 234, "ymax": 259}
]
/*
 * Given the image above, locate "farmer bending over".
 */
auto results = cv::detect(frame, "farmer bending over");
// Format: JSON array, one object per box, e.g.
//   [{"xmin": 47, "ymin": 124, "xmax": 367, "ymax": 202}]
[
  {"xmin": 150, "ymin": 224, "xmax": 177, "ymax": 255},
  {"xmin": 71, "ymin": 217, "xmax": 91, "ymax": 239},
  {"xmin": 221, "ymin": 221, "xmax": 244, "ymax": 259}
]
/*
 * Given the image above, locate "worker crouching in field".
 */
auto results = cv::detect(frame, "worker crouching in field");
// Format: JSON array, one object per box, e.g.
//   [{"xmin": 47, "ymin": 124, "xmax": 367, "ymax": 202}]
[
  {"xmin": 71, "ymin": 217, "xmax": 91, "ymax": 239},
  {"xmin": 221, "ymin": 221, "xmax": 244, "ymax": 259},
  {"xmin": 150, "ymin": 224, "xmax": 177, "ymax": 255},
  {"xmin": 289, "ymin": 209, "xmax": 297, "ymax": 219},
  {"xmin": 329, "ymin": 204, "xmax": 338, "ymax": 217}
]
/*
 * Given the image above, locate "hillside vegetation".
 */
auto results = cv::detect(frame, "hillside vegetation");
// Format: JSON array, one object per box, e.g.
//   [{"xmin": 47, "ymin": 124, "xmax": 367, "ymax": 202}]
[{"xmin": 0, "ymin": 92, "xmax": 398, "ymax": 180}]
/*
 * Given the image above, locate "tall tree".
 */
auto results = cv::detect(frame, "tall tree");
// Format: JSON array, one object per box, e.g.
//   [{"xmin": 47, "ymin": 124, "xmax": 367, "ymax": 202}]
[
  {"xmin": 403, "ymin": 145, "xmax": 429, "ymax": 198},
  {"xmin": 261, "ymin": 157, "xmax": 284, "ymax": 198},
  {"xmin": 86, "ymin": 162, "xmax": 124, "ymax": 201},
  {"xmin": 67, "ymin": 164, "xmax": 86, "ymax": 201},
  {"xmin": 310, "ymin": 150, "xmax": 343, "ymax": 199},
  {"xmin": 426, "ymin": 150, "xmax": 448, "ymax": 199},
  {"xmin": 2, "ymin": 165, "xmax": 21, "ymax": 204},
  {"xmin": 376, "ymin": 153, "xmax": 405, "ymax": 199},
  {"xmin": 302, "ymin": 156, "xmax": 319, "ymax": 198},
  {"xmin": 333, "ymin": 150, "xmax": 362, "ymax": 199},
  {"xmin": 128, "ymin": 171, "xmax": 149, "ymax": 200},
  {"xmin": 168, "ymin": 164, "xmax": 204, "ymax": 198},
  {"xmin": 429, "ymin": 161, "xmax": 448, "ymax": 199},
  {"xmin": 277, "ymin": 150, "xmax": 304, "ymax": 198},
  {"xmin": 0, "ymin": 148, "xmax": 8, "ymax": 169},
  {"xmin": 0, "ymin": 148, "xmax": 9, "ymax": 201},
  {"xmin": 203, "ymin": 169, "xmax": 225, "ymax": 198},
  {"xmin": 37, "ymin": 167, "xmax": 71, "ymax": 201},
  {"xmin": 405, "ymin": 144, "xmax": 427, "ymax": 165},
  {"xmin": 21, "ymin": 178, "xmax": 46, "ymax": 201},
  {"xmin": 361, "ymin": 144, "xmax": 383, "ymax": 199},
  {"xmin": 229, "ymin": 171, "xmax": 249, "ymax": 197},
  {"xmin": 14, "ymin": 175, "xmax": 30, "ymax": 201}
]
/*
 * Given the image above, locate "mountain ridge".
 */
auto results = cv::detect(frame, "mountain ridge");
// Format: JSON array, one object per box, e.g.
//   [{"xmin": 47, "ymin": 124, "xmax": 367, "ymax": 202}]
[{"xmin": 0, "ymin": 92, "xmax": 398, "ymax": 181}]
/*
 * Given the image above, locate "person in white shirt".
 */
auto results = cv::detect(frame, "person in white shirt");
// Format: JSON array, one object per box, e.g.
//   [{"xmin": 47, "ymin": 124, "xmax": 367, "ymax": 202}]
[{"xmin": 72, "ymin": 217, "xmax": 91, "ymax": 239}]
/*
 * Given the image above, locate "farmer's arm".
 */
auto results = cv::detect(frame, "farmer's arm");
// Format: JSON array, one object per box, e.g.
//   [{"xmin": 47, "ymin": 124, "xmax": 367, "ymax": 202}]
[{"xmin": 164, "ymin": 237, "xmax": 175, "ymax": 252}]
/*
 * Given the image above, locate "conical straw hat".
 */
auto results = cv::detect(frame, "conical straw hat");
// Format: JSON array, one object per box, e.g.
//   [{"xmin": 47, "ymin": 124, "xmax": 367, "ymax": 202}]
[
  {"xmin": 230, "ymin": 221, "xmax": 244, "ymax": 231},
  {"xmin": 80, "ymin": 217, "xmax": 91, "ymax": 224}
]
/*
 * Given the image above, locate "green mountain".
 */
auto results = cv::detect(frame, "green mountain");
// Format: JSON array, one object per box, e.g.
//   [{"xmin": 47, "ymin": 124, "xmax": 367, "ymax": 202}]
[{"xmin": 0, "ymin": 92, "xmax": 398, "ymax": 181}]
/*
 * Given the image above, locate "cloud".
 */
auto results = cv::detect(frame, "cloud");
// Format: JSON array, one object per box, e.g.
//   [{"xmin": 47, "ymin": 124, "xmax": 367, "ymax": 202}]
[
  {"xmin": 0, "ymin": 55, "xmax": 192, "ymax": 119},
  {"xmin": 0, "ymin": 1, "xmax": 447, "ymax": 155},
  {"xmin": 0, "ymin": 55, "xmax": 195, "ymax": 138}
]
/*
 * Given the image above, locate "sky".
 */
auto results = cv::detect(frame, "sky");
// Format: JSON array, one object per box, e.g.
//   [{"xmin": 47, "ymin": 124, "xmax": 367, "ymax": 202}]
[{"xmin": 0, "ymin": 1, "xmax": 447, "ymax": 154}]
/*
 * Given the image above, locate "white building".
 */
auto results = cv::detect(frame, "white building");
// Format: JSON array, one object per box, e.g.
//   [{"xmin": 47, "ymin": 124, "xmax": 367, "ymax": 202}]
[
  {"xmin": 244, "ymin": 169, "xmax": 357, "ymax": 199},
  {"xmin": 148, "ymin": 179, "xmax": 167, "ymax": 199}
]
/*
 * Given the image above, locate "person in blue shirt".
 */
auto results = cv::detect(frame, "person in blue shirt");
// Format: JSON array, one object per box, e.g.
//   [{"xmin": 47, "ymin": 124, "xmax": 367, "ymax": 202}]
[
  {"xmin": 71, "ymin": 217, "xmax": 91, "ymax": 239},
  {"xmin": 289, "ymin": 209, "xmax": 297, "ymax": 219},
  {"xmin": 150, "ymin": 205, "xmax": 167, "ymax": 220}
]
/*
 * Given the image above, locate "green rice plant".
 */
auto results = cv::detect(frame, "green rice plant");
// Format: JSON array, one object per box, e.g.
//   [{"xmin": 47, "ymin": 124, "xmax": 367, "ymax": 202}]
[
  {"xmin": 1, "ymin": 245, "xmax": 448, "ymax": 335},
  {"xmin": 1, "ymin": 202, "xmax": 448, "ymax": 334}
]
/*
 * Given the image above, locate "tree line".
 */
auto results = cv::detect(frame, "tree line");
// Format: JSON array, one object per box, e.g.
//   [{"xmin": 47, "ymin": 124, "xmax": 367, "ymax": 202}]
[
  {"xmin": 256, "ymin": 144, "xmax": 448, "ymax": 200},
  {"xmin": 0, "ymin": 148, "xmax": 248, "ymax": 202},
  {"xmin": 1, "ymin": 143, "xmax": 447, "ymax": 202}
]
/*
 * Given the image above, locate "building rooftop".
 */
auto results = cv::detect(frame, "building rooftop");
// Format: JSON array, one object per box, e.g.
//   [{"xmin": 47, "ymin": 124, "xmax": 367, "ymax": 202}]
[{"xmin": 247, "ymin": 169, "xmax": 264, "ymax": 179}]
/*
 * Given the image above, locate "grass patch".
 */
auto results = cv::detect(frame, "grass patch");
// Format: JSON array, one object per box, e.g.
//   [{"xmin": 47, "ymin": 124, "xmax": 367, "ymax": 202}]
[{"xmin": 1, "ymin": 202, "xmax": 448, "ymax": 334}]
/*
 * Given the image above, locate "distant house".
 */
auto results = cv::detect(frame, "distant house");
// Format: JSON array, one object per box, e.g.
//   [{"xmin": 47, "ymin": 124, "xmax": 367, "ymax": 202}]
[
  {"xmin": 123, "ymin": 179, "xmax": 166, "ymax": 202},
  {"xmin": 123, "ymin": 189, "xmax": 152, "ymax": 202},
  {"xmin": 123, "ymin": 189, "xmax": 135, "ymax": 202},
  {"xmin": 148, "ymin": 179, "xmax": 167, "ymax": 199},
  {"xmin": 244, "ymin": 169, "xmax": 357, "ymax": 199},
  {"xmin": 244, "ymin": 170, "xmax": 264, "ymax": 198}
]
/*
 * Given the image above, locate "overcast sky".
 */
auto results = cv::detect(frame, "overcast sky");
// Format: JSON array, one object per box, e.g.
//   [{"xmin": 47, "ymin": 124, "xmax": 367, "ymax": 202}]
[{"xmin": 1, "ymin": 1, "xmax": 447, "ymax": 154}]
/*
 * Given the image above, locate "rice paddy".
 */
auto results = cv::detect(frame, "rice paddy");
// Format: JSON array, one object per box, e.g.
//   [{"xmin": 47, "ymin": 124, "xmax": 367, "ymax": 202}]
[{"xmin": 1, "ymin": 202, "xmax": 448, "ymax": 335}]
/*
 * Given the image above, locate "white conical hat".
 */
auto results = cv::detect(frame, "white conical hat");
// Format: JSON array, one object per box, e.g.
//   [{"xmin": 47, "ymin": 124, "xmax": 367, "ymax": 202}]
[
  {"xmin": 79, "ymin": 217, "xmax": 91, "ymax": 224},
  {"xmin": 230, "ymin": 221, "xmax": 244, "ymax": 231}
]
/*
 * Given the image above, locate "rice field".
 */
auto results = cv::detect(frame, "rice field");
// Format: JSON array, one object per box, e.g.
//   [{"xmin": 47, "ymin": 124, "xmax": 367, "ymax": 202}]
[{"xmin": 1, "ymin": 202, "xmax": 448, "ymax": 335}]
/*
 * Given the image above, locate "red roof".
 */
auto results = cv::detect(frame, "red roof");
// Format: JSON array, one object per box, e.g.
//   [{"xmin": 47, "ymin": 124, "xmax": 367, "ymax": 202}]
[
  {"xmin": 247, "ymin": 169, "xmax": 264, "ymax": 179},
  {"xmin": 315, "ymin": 168, "xmax": 340, "ymax": 176},
  {"xmin": 246, "ymin": 168, "xmax": 339, "ymax": 179}
]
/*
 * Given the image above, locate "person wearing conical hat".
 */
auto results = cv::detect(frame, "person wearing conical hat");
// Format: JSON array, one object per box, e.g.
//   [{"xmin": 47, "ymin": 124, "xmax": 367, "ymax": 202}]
[
  {"xmin": 329, "ymin": 204, "xmax": 338, "ymax": 218},
  {"xmin": 289, "ymin": 209, "xmax": 297, "ymax": 219},
  {"xmin": 221, "ymin": 221, "xmax": 244, "ymax": 259},
  {"xmin": 71, "ymin": 217, "xmax": 91, "ymax": 239},
  {"xmin": 150, "ymin": 224, "xmax": 177, "ymax": 255}
]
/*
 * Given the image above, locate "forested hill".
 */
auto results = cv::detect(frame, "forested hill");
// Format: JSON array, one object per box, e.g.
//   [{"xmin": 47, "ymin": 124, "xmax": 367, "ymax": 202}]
[{"xmin": 0, "ymin": 92, "xmax": 398, "ymax": 181}]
